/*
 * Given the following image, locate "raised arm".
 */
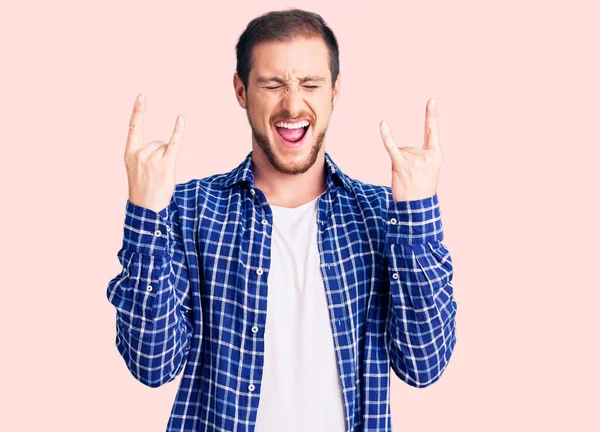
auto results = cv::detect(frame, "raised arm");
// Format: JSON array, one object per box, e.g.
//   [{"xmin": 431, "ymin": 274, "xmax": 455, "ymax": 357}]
[
  {"xmin": 384, "ymin": 193, "xmax": 457, "ymax": 387},
  {"xmin": 379, "ymin": 98, "xmax": 457, "ymax": 386},
  {"xmin": 106, "ymin": 94, "xmax": 195, "ymax": 387}
]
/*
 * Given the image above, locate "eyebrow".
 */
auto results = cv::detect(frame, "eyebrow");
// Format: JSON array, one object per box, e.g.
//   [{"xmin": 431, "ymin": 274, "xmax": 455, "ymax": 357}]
[{"xmin": 256, "ymin": 75, "xmax": 326, "ymax": 84}]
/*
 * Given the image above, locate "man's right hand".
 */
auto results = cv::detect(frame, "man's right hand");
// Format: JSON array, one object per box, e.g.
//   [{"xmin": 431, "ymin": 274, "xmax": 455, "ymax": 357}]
[{"xmin": 124, "ymin": 94, "xmax": 185, "ymax": 213}]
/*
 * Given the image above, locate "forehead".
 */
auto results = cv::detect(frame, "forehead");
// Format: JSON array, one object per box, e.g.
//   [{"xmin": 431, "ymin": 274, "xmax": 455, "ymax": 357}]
[{"xmin": 250, "ymin": 37, "xmax": 330, "ymax": 80}]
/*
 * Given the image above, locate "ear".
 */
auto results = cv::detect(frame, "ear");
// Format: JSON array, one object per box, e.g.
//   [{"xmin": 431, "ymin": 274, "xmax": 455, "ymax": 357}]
[
  {"xmin": 332, "ymin": 71, "xmax": 341, "ymax": 107},
  {"xmin": 233, "ymin": 73, "xmax": 247, "ymax": 109}
]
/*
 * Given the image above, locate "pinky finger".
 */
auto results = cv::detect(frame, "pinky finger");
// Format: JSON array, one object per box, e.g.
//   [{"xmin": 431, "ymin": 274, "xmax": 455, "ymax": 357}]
[
  {"xmin": 164, "ymin": 115, "xmax": 185, "ymax": 159},
  {"xmin": 380, "ymin": 121, "xmax": 405, "ymax": 162}
]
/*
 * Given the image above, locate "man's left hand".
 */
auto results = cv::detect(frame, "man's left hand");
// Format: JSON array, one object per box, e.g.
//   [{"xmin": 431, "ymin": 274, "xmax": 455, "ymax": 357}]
[{"xmin": 380, "ymin": 98, "xmax": 443, "ymax": 202}]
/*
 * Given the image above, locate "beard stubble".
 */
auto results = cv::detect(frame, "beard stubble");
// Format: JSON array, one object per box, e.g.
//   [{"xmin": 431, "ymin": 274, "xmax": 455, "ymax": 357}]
[{"xmin": 245, "ymin": 99, "xmax": 329, "ymax": 176}]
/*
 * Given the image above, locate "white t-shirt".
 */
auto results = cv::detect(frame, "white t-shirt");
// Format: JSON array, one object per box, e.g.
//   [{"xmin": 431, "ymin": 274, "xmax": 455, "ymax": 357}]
[{"xmin": 254, "ymin": 194, "xmax": 346, "ymax": 432}]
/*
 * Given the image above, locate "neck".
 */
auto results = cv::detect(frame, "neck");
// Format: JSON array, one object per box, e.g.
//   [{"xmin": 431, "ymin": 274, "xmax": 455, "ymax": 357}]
[{"xmin": 251, "ymin": 146, "xmax": 327, "ymax": 207}]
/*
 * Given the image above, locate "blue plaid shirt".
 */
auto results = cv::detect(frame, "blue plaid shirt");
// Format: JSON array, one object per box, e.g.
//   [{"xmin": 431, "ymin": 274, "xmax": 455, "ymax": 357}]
[{"xmin": 106, "ymin": 150, "xmax": 458, "ymax": 431}]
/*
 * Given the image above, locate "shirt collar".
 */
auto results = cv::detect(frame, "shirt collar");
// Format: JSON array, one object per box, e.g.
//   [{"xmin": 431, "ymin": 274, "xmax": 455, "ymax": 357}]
[{"xmin": 219, "ymin": 150, "xmax": 353, "ymax": 193}]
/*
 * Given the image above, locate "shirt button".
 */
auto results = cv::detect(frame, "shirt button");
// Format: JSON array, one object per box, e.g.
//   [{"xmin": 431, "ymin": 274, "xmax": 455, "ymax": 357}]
[
  {"xmin": 392, "ymin": 272, "xmax": 399, "ymax": 280},
  {"xmin": 248, "ymin": 384, "xmax": 255, "ymax": 391},
  {"xmin": 390, "ymin": 218, "xmax": 397, "ymax": 225},
  {"xmin": 261, "ymin": 219, "xmax": 268, "ymax": 225},
  {"xmin": 250, "ymin": 189, "xmax": 256, "ymax": 195},
  {"xmin": 251, "ymin": 325, "xmax": 259, "ymax": 334},
  {"xmin": 146, "ymin": 284, "xmax": 153, "ymax": 291},
  {"xmin": 154, "ymin": 229, "xmax": 162, "ymax": 236},
  {"xmin": 256, "ymin": 268, "xmax": 264, "ymax": 275},
  {"xmin": 166, "ymin": 226, "xmax": 171, "ymax": 232}
]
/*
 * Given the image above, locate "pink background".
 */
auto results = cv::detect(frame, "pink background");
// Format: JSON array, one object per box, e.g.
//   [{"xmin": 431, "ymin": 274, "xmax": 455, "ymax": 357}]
[{"xmin": 2, "ymin": 0, "xmax": 598, "ymax": 430}]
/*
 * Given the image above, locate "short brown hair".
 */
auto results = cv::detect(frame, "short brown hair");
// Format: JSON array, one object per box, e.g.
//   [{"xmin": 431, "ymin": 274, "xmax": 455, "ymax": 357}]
[{"xmin": 235, "ymin": 8, "xmax": 340, "ymax": 90}]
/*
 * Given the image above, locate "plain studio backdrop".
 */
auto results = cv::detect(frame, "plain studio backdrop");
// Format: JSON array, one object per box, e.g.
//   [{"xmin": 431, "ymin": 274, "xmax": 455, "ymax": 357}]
[{"xmin": 0, "ymin": 1, "xmax": 598, "ymax": 431}]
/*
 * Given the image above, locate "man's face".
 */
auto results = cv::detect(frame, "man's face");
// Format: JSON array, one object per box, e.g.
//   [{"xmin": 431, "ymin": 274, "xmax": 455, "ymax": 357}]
[{"xmin": 234, "ymin": 37, "xmax": 341, "ymax": 175}]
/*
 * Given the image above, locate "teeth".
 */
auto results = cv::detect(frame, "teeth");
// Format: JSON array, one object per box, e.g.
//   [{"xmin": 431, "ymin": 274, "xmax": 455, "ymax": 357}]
[{"xmin": 275, "ymin": 120, "xmax": 310, "ymax": 129}]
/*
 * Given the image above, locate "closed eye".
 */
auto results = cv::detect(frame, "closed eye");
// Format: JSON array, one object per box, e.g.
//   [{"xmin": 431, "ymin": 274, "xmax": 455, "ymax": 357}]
[{"xmin": 265, "ymin": 85, "xmax": 320, "ymax": 90}]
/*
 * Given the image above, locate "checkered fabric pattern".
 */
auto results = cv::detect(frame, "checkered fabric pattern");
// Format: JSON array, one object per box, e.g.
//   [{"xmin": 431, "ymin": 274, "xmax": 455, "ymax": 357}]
[{"xmin": 106, "ymin": 150, "xmax": 458, "ymax": 431}]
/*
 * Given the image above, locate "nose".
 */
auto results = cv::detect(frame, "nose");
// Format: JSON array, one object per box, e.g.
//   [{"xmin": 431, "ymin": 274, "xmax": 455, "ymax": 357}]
[{"xmin": 280, "ymin": 85, "xmax": 304, "ymax": 116}]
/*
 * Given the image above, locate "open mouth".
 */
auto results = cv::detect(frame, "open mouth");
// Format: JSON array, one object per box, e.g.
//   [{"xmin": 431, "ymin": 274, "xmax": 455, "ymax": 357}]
[{"xmin": 273, "ymin": 122, "xmax": 311, "ymax": 148}]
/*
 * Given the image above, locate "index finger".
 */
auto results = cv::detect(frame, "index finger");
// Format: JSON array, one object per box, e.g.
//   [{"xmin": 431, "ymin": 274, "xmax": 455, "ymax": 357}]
[
  {"xmin": 126, "ymin": 94, "xmax": 146, "ymax": 151},
  {"xmin": 423, "ymin": 98, "xmax": 440, "ymax": 152}
]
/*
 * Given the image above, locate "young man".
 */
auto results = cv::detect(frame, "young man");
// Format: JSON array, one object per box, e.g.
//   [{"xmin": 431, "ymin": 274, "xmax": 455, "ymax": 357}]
[{"xmin": 107, "ymin": 8, "xmax": 457, "ymax": 432}]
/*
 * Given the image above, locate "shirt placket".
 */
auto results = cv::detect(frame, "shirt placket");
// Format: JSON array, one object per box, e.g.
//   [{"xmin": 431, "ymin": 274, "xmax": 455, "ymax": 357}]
[
  {"xmin": 316, "ymin": 189, "xmax": 354, "ymax": 432},
  {"xmin": 244, "ymin": 185, "xmax": 273, "ymax": 423}
]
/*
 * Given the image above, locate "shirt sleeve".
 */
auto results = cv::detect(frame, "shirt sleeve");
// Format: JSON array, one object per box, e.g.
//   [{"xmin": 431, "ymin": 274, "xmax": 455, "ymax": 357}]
[
  {"xmin": 384, "ymin": 192, "xmax": 458, "ymax": 388},
  {"xmin": 106, "ymin": 193, "xmax": 194, "ymax": 388}
]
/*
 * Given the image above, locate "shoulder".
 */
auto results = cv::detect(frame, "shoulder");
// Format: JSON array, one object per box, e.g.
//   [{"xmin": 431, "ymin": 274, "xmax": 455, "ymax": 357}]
[
  {"xmin": 172, "ymin": 172, "xmax": 231, "ymax": 202},
  {"xmin": 347, "ymin": 177, "xmax": 394, "ymax": 211}
]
